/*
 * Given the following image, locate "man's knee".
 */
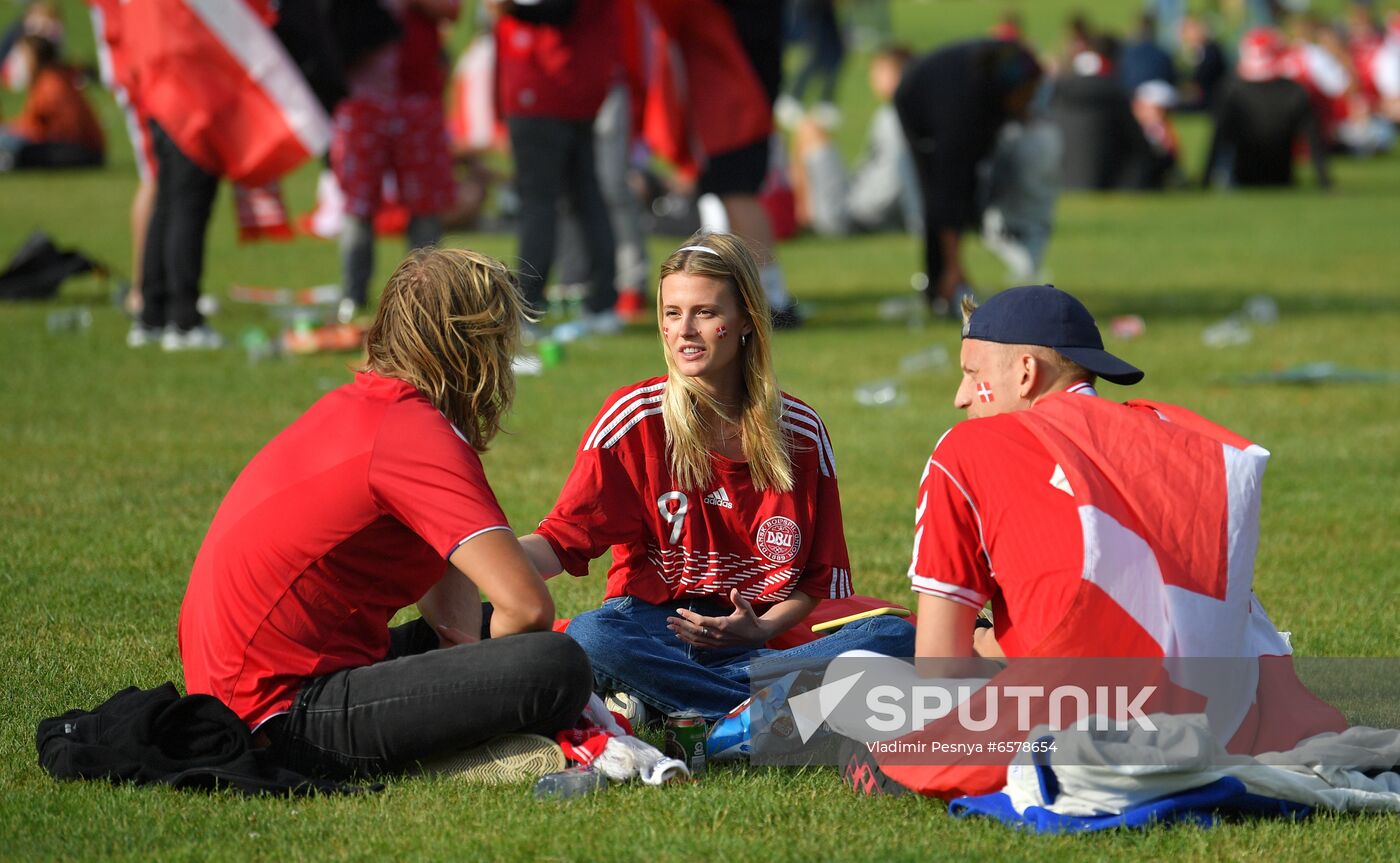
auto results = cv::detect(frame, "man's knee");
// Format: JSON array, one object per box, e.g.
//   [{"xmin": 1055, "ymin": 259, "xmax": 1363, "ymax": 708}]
[{"xmin": 516, "ymin": 631, "xmax": 593, "ymax": 728}]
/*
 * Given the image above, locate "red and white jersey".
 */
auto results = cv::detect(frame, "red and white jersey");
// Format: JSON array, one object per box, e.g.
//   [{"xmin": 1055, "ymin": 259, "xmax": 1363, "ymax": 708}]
[
  {"xmin": 537, "ymin": 377, "xmax": 853, "ymax": 608},
  {"xmin": 909, "ymin": 384, "xmax": 1098, "ymax": 654},
  {"xmin": 179, "ymin": 372, "xmax": 511, "ymax": 728}
]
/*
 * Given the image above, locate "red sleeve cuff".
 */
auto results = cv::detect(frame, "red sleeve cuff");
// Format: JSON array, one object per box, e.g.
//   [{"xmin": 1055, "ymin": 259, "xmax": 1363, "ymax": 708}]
[{"xmin": 535, "ymin": 521, "xmax": 593, "ymax": 578}]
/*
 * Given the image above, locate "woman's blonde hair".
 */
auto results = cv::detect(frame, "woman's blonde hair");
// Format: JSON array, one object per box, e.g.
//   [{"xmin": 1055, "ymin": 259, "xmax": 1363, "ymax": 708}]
[
  {"xmin": 362, "ymin": 247, "xmax": 529, "ymax": 451},
  {"xmin": 656, "ymin": 232, "xmax": 793, "ymax": 493}
]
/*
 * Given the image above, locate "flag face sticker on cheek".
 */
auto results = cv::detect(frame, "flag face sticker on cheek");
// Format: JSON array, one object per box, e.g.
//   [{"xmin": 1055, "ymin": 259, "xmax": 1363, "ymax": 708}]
[
  {"xmin": 716, "ymin": 326, "xmax": 728, "ymax": 339},
  {"xmin": 977, "ymin": 382, "xmax": 995, "ymax": 403}
]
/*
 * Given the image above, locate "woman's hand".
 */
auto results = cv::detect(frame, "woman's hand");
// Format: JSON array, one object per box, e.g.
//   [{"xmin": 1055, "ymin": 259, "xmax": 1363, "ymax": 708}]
[{"xmin": 667, "ymin": 589, "xmax": 770, "ymax": 649}]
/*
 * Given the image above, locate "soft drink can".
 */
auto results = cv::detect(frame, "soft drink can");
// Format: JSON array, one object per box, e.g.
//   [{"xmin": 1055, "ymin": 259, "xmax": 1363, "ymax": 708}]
[
  {"xmin": 664, "ymin": 711, "xmax": 707, "ymax": 775},
  {"xmin": 538, "ymin": 339, "xmax": 564, "ymax": 368}
]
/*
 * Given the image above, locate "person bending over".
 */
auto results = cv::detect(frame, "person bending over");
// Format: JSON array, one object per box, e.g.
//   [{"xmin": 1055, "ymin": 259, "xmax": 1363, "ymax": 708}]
[
  {"xmin": 179, "ymin": 248, "xmax": 592, "ymax": 780},
  {"xmin": 519, "ymin": 232, "xmax": 914, "ymax": 723}
]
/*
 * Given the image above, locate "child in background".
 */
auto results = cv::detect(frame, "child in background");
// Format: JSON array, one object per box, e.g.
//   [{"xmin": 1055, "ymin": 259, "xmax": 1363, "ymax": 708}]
[{"xmin": 333, "ymin": 0, "xmax": 460, "ymax": 323}]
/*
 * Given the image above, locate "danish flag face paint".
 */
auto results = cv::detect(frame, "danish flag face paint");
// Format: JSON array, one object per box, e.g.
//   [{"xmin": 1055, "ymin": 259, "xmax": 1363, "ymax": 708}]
[
  {"xmin": 715, "ymin": 326, "xmax": 728, "ymax": 339},
  {"xmin": 976, "ymin": 382, "xmax": 995, "ymax": 403}
]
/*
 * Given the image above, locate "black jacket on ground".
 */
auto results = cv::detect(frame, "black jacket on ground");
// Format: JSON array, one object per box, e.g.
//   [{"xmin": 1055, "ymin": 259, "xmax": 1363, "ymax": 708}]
[{"xmin": 36, "ymin": 683, "xmax": 372, "ymax": 796}]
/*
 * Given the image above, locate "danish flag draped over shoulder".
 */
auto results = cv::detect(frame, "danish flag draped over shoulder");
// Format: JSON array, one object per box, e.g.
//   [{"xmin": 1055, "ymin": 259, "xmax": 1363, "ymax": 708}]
[
  {"xmin": 121, "ymin": 0, "xmax": 330, "ymax": 185},
  {"xmin": 884, "ymin": 395, "xmax": 1345, "ymax": 800}
]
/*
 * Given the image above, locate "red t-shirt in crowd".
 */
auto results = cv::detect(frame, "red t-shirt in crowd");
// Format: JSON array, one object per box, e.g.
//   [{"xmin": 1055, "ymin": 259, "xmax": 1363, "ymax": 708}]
[
  {"xmin": 908, "ymin": 386, "xmax": 1156, "ymax": 656},
  {"xmin": 179, "ymin": 372, "xmax": 511, "ymax": 728},
  {"xmin": 537, "ymin": 377, "xmax": 853, "ymax": 609}
]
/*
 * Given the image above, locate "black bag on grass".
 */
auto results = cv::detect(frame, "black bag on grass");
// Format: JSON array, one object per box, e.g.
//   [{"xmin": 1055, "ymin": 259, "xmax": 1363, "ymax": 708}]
[
  {"xmin": 0, "ymin": 230, "xmax": 100, "ymax": 301},
  {"xmin": 36, "ymin": 682, "xmax": 374, "ymax": 796}
]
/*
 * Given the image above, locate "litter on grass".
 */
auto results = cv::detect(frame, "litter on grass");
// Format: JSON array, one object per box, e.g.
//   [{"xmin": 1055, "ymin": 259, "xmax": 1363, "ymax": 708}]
[
  {"xmin": 1230, "ymin": 363, "xmax": 1400, "ymax": 385},
  {"xmin": 1201, "ymin": 295, "xmax": 1280, "ymax": 349}
]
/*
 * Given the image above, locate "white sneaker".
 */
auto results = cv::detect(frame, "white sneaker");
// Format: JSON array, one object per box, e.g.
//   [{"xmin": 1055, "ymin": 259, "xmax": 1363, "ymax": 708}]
[
  {"xmin": 336, "ymin": 298, "xmax": 358, "ymax": 325},
  {"xmin": 604, "ymin": 690, "xmax": 657, "ymax": 730},
  {"xmin": 552, "ymin": 310, "xmax": 623, "ymax": 343},
  {"xmin": 126, "ymin": 323, "xmax": 163, "ymax": 348},
  {"xmin": 161, "ymin": 325, "xmax": 224, "ymax": 352}
]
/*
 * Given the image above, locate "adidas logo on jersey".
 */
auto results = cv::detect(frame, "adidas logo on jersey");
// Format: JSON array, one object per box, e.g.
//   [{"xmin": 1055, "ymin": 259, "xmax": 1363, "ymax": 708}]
[{"xmin": 703, "ymin": 488, "xmax": 733, "ymax": 509}]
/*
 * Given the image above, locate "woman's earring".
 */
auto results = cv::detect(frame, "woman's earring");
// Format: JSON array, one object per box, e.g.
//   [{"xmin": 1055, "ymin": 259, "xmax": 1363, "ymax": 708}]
[{"xmin": 741, "ymin": 333, "xmax": 749, "ymax": 348}]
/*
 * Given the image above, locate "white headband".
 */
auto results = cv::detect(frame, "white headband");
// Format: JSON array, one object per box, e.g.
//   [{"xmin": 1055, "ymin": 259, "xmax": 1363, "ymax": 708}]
[{"xmin": 677, "ymin": 245, "xmax": 720, "ymax": 256}]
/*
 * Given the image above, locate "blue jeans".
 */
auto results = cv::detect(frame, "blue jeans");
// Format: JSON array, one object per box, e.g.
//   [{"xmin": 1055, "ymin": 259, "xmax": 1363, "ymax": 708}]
[{"xmin": 567, "ymin": 595, "xmax": 916, "ymax": 720}]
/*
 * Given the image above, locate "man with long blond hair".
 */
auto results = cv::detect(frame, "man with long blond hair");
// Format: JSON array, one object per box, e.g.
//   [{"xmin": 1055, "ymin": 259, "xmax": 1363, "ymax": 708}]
[
  {"xmin": 519, "ymin": 232, "xmax": 913, "ymax": 723},
  {"xmin": 179, "ymin": 248, "xmax": 591, "ymax": 781}
]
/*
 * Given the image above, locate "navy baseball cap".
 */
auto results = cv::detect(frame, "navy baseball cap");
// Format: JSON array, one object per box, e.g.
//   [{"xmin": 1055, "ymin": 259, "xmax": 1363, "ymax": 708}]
[{"xmin": 962, "ymin": 285, "xmax": 1144, "ymax": 385}]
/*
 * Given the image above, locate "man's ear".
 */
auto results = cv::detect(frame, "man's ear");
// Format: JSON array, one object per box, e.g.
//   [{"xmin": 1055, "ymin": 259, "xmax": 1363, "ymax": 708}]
[{"xmin": 1017, "ymin": 352, "xmax": 1040, "ymax": 401}]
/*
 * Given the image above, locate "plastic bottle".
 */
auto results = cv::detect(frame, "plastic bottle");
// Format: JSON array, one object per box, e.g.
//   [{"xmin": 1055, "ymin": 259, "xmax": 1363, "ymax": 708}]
[
  {"xmin": 1242, "ymin": 295, "xmax": 1279, "ymax": 325},
  {"xmin": 532, "ymin": 766, "xmax": 609, "ymax": 800},
  {"xmin": 853, "ymin": 379, "xmax": 902, "ymax": 407},
  {"xmin": 1201, "ymin": 317, "xmax": 1252, "ymax": 348},
  {"xmin": 241, "ymin": 327, "xmax": 276, "ymax": 364},
  {"xmin": 898, "ymin": 345, "xmax": 948, "ymax": 374},
  {"xmin": 46, "ymin": 306, "xmax": 92, "ymax": 333}
]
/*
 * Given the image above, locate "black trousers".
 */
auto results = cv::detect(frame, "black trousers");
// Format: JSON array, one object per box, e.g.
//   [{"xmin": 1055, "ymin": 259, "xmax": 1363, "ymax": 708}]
[
  {"xmin": 140, "ymin": 122, "xmax": 220, "ymax": 332},
  {"xmin": 507, "ymin": 115, "xmax": 617, "ymax": 315},
  {"xmin": 266, "ymin": 620, "xmax": 592, "ymax": 781}
]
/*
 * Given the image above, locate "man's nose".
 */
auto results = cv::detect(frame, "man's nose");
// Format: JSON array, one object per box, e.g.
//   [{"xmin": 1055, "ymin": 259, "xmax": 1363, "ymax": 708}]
[{"xmin": 953, "ymin": 382, "xmax": 972, "ymax": 409}]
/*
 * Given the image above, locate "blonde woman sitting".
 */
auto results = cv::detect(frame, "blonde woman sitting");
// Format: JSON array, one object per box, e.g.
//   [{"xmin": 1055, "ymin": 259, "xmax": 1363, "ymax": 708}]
[{"xmin": 520, "ymin": 232, "xmax": 913, "ymax": 722}]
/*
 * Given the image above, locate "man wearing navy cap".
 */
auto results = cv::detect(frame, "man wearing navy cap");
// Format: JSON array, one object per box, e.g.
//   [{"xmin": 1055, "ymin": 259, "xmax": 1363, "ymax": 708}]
[
  {"xmin": 842, "ymin": 284, "xmax": 1338, "ymax": 800},
  {"xmin": 910, "ymin": 284, "xmax": 1146, "ymax": 659}
]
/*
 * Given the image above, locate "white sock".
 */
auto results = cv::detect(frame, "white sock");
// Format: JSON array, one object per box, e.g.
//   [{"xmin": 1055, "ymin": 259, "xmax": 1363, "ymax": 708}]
[{"xmin": 760, "ymin": 262, "xmax": 792, "ymax": 309}]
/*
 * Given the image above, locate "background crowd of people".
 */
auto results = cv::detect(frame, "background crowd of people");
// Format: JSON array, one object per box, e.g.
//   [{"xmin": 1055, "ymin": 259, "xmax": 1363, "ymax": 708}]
[{"xmin": 2, "ymin": 0, "xmax": 1397, "ymax": 343}]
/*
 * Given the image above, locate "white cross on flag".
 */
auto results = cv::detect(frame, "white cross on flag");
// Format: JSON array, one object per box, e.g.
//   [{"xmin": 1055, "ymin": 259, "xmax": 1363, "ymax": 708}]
[{"xmin": 122, "ymin": 0, "xmax": 330, "ymax": 185}]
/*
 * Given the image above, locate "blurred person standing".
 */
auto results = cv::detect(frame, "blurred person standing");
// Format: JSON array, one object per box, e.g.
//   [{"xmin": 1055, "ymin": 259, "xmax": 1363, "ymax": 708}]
[
  {"xmin": 333, "ymin": 0, "xmax": 461, "ymax": 324},
  {"xmin": 979, "ymin": 91, "xmax": 1062, "ymax": 282},
  {"xmin": 88, "ymin": 0, "xmax": 157, "ymax": 320},
  {"xmin": 552, "ymin": 0, "xmax": 651, "ymax": 328},
  {"xmin": 894, "ymin": 39, "xmax": 1042, "ymax": 315},
  {"xmin": 1178, "ymin": 13, "xmax": 1229, "ymax": 112},
  {"xmin": 121, "ymin": 0, "xmax": 330, "ymax": 350},
  {"xmin": 1119, "ymin": 12, "xmax": 1177, "ymax": 94},
  {"xmin": 645, "ymin": 0, "xmax": 800, "ymax": 327},
  {"xmin": 495, "ymin": 0, "xmax": 620, "ymax": 334},
  {"xmin": 777, "ymin": 0, "xmax": 846, "ymax": 127}
]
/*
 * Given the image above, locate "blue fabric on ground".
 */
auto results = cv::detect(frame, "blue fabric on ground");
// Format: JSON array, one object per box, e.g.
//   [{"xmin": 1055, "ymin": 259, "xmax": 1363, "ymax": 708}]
[{"xmin": 949, "ymin": 776, "xmax": 1315, "ymax": 833}]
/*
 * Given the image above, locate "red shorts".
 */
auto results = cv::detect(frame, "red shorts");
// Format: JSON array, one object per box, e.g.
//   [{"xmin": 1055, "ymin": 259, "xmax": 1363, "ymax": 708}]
[{"xmin": 331, "ymin": 94, "xmax": 455, "ymax": 218}]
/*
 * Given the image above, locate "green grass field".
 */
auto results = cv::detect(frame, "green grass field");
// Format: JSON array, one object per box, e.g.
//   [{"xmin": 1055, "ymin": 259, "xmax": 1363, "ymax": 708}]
[{"xmin": 4, "ymin": 1, "xmax": 1400, "ymax": 860}]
